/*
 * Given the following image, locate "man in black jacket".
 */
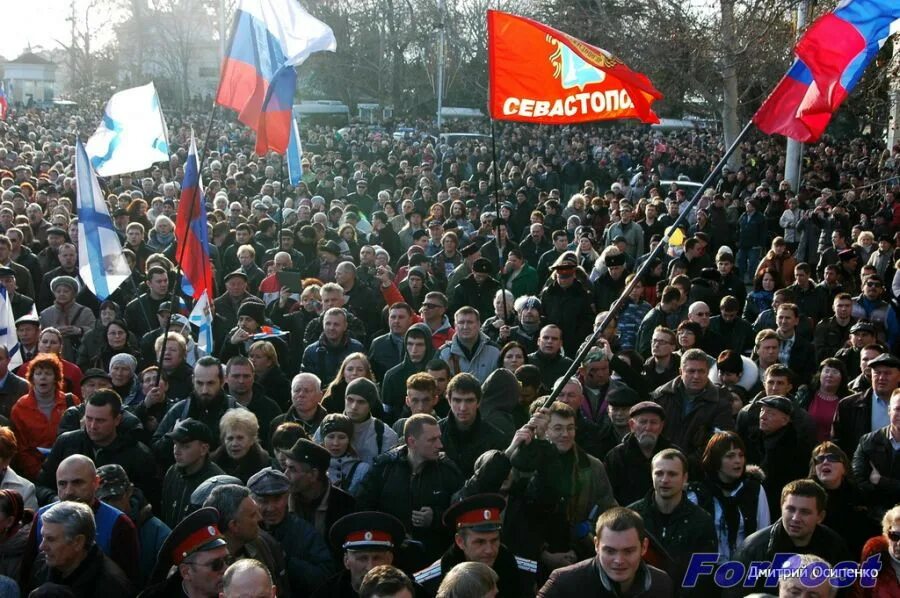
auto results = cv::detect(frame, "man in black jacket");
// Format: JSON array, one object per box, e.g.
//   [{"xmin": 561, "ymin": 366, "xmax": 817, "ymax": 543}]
[
  {"xmin": 733, "ymin": 479, "xmax": 851, "ymax": 596},
  {"xmin": 833, "ymin": 352, "xmax": 900, "ymax": 457},
  {"xmin": 36, "ymin": 389, "xmax": 157, "ymax": 505},
  {"xmin": 284, "ymin": 438, "xmax": 356, "ymax": 540},
  {"xmin": 851, "ymin": 388, "xmax": 900, "ymax": 518},
  {"xmin": 356, "ymin": 414, "xmax": 463, "ymax": 564},
  {"xmin": 538, "ymin": 507, "xmax": 673, "ymax": 598},
  {"xmin": 151, "ymin": 356, "xmax": 243, "ymax": 463},
  {"xmin": 527, "ymin": 325, "xmax": 573, "ymax": 390},
  {"xmin": 159, "ymin": 418, "xmax": 225, "ymax": 528},
  {"xmin": 605, "ymin": 402, "xmax": 675, "ymax": 506},
  {"xmin": 628, "ymin": 449, "xmax": 716, "ymax": 597},
  {"xmin": 439, "ymin": 374, "xmax": 508, "ymax": 478}
]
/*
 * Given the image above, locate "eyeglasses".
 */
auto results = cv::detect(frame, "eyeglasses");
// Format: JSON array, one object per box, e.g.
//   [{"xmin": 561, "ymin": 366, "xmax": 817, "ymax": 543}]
[
  {"xmin": 651, "ymin": 338, "xmax": 673, "ymax": 345},
  {"xmin": 888, "ymin": 531, "xmax": 900, "ymax": 542},
  {"xmin": 187, "ymin": 557, "xmax": 229, "ymax": 572},
  {"xmin": 865, "ymin": 281, "xmax": 883, "ymax": 288},
  {"xmin": 814, "ymin": 453, "xmax": 841, "ymax": 464},
  {"xmin": 421, "ymin": 303, "xmax": 441, "ymax": 310}
]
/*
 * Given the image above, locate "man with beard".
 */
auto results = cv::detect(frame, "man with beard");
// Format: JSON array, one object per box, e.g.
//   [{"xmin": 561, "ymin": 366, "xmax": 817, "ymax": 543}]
[
  {"xmin": 152, "ymin": 356, "xmax": 242, "ymax": 463},
  {"xmin": 414, "ymin": 494, "xmax": 536, "ymax": 596},
  {"xmin": 605, "ymin": 402, "xmax": 673, "ymax": 506}
]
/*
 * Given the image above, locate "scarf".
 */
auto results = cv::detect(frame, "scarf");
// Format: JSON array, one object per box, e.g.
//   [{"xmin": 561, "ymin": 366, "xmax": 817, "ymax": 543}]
[{"xmin": 709, "ymin": 476, "xmax": 744, "ymax": 553}]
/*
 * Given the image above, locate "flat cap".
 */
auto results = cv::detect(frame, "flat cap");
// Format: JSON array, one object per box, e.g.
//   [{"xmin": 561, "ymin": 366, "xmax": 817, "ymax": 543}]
[
  {"xmin": 629, "ymin": 401, "xmax": 666, "ymax": 419},
  {"xmin": 247, "ymin": 467, "xmax": 291, "ymax": 496},
  {"xmin": 758, "ymin": 395, "xmax": 794, "ymax": 416},
  {"xmin": 868, "ymin": 353, "xmax": 900, "ymax": 370}
]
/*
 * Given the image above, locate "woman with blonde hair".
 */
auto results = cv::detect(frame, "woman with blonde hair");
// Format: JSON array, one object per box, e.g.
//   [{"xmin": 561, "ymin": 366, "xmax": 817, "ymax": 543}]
[
  {"xmin": 322, "ymin": 353, "xmax": 375, "ymax": 414},
  {"xmin": 210, "ymin": 409, "xmax": 273, "ymax": 483},
  {"xmin": 248, "ymin": 340, "xmax": 291, "ymax": 411},
  {"xmin": 854, "ymin": 505, "xmax": 900, "ymax": 596}
]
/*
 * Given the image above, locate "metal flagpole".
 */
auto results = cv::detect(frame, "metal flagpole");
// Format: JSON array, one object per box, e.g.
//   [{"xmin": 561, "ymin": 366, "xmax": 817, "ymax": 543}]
[
  {"xmin": 539, "ymin": 120, "xmax": 754, "ymax": 411},
  {"xmin": 489, "ymin": 118, "xmax": 509, "ymax": 323}
]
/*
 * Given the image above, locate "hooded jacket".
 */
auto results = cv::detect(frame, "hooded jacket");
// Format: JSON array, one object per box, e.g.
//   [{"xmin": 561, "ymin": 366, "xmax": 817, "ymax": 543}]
[
  {"xmin": 381, "ymin": 323, "xmax": 436, "ymax": 420},
  {"xmin": 480, "ymin": 369, "xmax": 527, "ymax": 442}
]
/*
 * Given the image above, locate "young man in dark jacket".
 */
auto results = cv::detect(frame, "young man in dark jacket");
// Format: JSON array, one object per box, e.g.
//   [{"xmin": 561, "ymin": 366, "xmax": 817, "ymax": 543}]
[
  {"xmin": 356, "ymin": 414, "xmax": 463, "ymax": 565},
  {"xmin": 733, "ymin": 479, "xmax": 851, "ymax": 596}
]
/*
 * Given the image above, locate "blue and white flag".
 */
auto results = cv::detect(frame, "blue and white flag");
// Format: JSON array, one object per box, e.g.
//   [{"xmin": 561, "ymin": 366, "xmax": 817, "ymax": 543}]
[
  {"xmin": 286, "ymin": 115, "xmax": 303, "ymax": 185},
  {"xmin": 189, "ymin": 290, "xmax": 213, "ymax": 354},
  {"xmin": 85, "ymin": 83, "xmax": 170, "ymax": 176},
  {"xmin": 75, "ymin": 139, "xmax": 130, "ymax": 299},
  {"xmin": 0, "ymin": 287, "xmax": 21, "ymax": 369}
]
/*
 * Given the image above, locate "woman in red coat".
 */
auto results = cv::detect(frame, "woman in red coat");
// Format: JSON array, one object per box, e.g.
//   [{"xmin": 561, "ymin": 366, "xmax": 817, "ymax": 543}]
[
  {"xmin": 853, "ymin": 504, "xmax": 900, "ymax": 597},
  {"xmin": 10, "ymin": 354, "xmax": 79, "ymax": 480}
]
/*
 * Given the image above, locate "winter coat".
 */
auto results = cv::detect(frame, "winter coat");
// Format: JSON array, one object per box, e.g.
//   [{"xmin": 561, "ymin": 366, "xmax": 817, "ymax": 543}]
[
  {"xmin": 381, "ymin": 323, "xmax": 437, "ymax": 419},
  {"xmin": 650, "ymin": 378, "xmax": 734, "ymax": 476},
  {"xmin": 356, "ymin": 445, "xmax": 463, "ymax": 562},
  {"xmin": 538, "ymin": 557, "xmax": 674, "ymax": 598},
  {"xmin": 327, "ymin": 454, "xmax": 371, "ymax": 496},
  {"xmin": 439, "ymin": 412, "xmax": 508, "ymax": 478},
  {"xmin": 540, "ymin": 278, "xmax": 595, "ymax": 356},
  {"xmin": 851, "ymin": 536, "xmax": 900, "ymax": 598},
  {"xmin": 480, "ymin": 369, "xmax": 527, "ymax": 441},
  {"xmin": 605, "ymin": 433, "xmax": 677, "ymax": 506},
  {"xmin": 210, "ymin": 443, "xmax": 274, "ymax": 484},
  {"xmin": 301, "ymin": 333, "xmax": 366, "ymax": 385},
  {"xmin": 437, "ymin": 331, "xmax": 501, "ymax": 383},
  {"xmin": 151, "ymin": 391, "xmax": 243, "ymax": 463},
  {"xmin": 852, "ymin": 426, "xmax": 900, "ymax": 515},
  {"xmin": 11, "ymin": 389, "xmax": 80, "ymax": 480},
  {"xmin": 265, "ymin": 512, "xmax": 336, "ymax": 596}
]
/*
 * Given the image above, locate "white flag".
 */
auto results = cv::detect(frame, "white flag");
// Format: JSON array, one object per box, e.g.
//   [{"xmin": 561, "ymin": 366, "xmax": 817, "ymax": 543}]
[
  {"xmin": 0, "ymin": 287, "xmax": 21, "ymax": 370},
  {"xmin": 75, "ymin": 139, "xmax": 131, "ymax": 299},
  {"xmin": 85, "ymin": 83, "xmax": 170, "ymax": 176},
  {"xmin": 189, "ymin": 291, "xmax": 214, "ymax": 354}
]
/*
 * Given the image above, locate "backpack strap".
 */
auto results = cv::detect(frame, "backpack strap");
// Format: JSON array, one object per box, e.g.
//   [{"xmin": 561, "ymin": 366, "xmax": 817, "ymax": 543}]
[{"xmin": 375, "ymin": 419, "xmax": 385, "ymax": 454}]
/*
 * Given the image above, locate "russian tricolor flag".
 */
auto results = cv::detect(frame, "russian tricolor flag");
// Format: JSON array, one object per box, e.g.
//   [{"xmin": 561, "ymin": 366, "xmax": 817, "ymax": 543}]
[
  {"xmin": 216, "ymin": 0, "xmax": 336, "ymax": 155},
  {"xmin": 175, "ymin": 134, "xmax": 213, "ymax": 300},
  {"xmin": 754, "ymin": 0, "xmax": 900, "ymax": 142}
]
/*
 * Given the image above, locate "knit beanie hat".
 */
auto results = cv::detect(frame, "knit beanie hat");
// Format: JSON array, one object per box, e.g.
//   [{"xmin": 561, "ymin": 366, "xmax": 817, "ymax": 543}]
[
  {"xmin": 320, "ymin": 413, "xmax": 354, "ymax": 439},
  {"xmin": 109, "ymin": 352, "xmax": 137, "ymax": 371},
  {"xmin": 345, "ymin": 377, "xmax": 380, "ymax": 409}
]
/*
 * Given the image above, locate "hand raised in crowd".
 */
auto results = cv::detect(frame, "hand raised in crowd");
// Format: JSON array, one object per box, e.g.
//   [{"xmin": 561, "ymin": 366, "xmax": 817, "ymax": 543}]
[
  {"xmin": 230, "ymin": 327, "xmax": 252, "ymax": 344},
  {"xmin": 278, "ymin": 286, "xmax": 291, "ymax": 307}
]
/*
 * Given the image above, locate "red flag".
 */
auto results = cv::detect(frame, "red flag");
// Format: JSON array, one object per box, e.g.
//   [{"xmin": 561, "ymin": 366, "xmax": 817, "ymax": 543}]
[{"xmin": 488, "ymin": 10, "xmax": 663, "ymax": 124}]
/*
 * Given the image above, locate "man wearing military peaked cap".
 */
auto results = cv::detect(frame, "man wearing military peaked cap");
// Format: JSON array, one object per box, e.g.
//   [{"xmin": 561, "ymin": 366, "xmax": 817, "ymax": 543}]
[
  {"xmin": 414, "ymin": 494, "xmax": 536, "ymax": 597},
  {"xmin": 142, "ymin": 507, "xmax": 230, "ymax": 598},
  {"xmin": 310, "ymin": 511, "xmax": 411, "ymax": 598}
]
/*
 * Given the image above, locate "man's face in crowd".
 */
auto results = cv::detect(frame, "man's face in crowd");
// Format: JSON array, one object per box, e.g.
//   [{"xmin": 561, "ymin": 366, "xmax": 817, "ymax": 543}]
[
  {"xmin": 864, "ymin": 277, "xmax": 884, "ymax": 300},
  {"xmin": 56, "ymin": 460, "xmax": 98, "ymax": 503},
  {"xmin": 757, "ymin": 338, "xmax": 780, "ymax": 365},
  {"xmin": 58, "ymin": 245, "xmax": 76, "ymax": 268},
  {"xmin": 254, "ymin": 492, "xmax": 289, "ymax": 528},
  {"xmin": 454, "ymin": 313, "xmax": 479, "ymax": 342},
  {"xmin": 456, "ymin": 530, "xmax": 500, "ymax": 567},
  {"xmin": 595, "ymin": 527, "xmax": 647, "ymax": 589},
  {"xmin": 652, "ymin": 457, "xmax": 686, "ymax": 501},
  {"xmin": 764, "ymin": 374, "xmax": 793, "ymax": 397},
  {"xmin": 556, "ymin": 381, "xmax": 583, "ymax": 411},
  {"xmin": 582, "ymin": 359, "xmax": 610, "ymax": 389},
  {"xmin": 776, "ymin": 307, "xmax": 798, "ymax": 335},
  {"xmin": 409, "ymin": 423, "xmax": 442, "ymax": 461},
  {"xmin": 193, "ymin": 364, "xmax": 222, "ymax": 403},
  {"xmin": 83, "ymin": 403, "xmax": 120, "ymax": 446},
  {"xmin": 794, "ymin": 268, "xmax": 809, "ymax": 288},
  {"xmin": 229, "ymin": 497, "xmax": 262, "ymax": 544},
  {"xmin": 833, "ymin": 298, "xmax": 852, "ymax": 321},
  {"xmin": 321, "ymin": 291, "xmax": 344, "ymax": 311},
  {"xmin": 680, "ymin": 359, "xmax": 709, "ymax": 393},
  {"xmin": 344, "ymin": 393, "xmax": 371, "ymax": 423},
  {"xmin": 871, "ymin": 365, "xmax": 900, "ymax": 397},
  {"xmin": 344, "ymin": 550, "xmax": 393, "ymax": 591},
  {"xmin": 41, "ymin": 522, "xmax": 85, "ymax": 573},
  {"xmin": 780, "ymin": 494, "xmax": 824, "ymax": 544},
  {"xmin": 291, "ymin": 376, "xmax": 322, "ymax": 414},
  {"xmin": 759, "ymin": 405, "xmax": 790, "ymax": 435},
  {"xmin": 449, "ymin": 391, "xmax": 479, "ymax": 426},
  {"xmin": 406, "ymin": 335, "xmax": 427, "ymax": 363},
  {"xmin": 427, "ymin": 368, "xmax": 449, "ymax": 397},
  {"xmin": 323, "ymin": 313, "xmax": 347, "ymax": 342},
  {"xmin": 547, "ymin": 414, "xmax": 576, "ymax": 453},
  {"xmin": 406, "ymin": 388, "xmax": 435, "ymax": 415},
  {"xmin": 538, "ymin": 326, "xmax": 561, "ymax": 355},
  {"xmin": 173, "ymin": 439, "xmax": 207, "ymax": 469}
]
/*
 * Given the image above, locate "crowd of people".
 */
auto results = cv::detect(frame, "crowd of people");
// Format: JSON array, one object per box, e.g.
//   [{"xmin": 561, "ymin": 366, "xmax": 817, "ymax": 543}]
[{"xmin": 0, "ymin": 102, "xmax": 897, "ymax": 598}]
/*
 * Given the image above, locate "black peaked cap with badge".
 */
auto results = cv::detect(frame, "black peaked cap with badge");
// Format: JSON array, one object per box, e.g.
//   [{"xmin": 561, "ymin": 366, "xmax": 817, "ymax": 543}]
[
  {"xmin": 149, "ymin": 506, "xmax": 227, "ymax": 583},
  {"xmin": 329, "ymin": 511, "xmax": 406, "ymax": 553},
  {"xmin": 442, "ymin": 493, "xmax": 506, "ymax": 533}
]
